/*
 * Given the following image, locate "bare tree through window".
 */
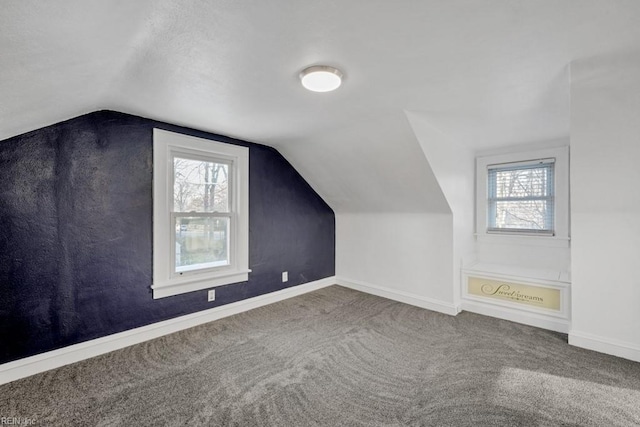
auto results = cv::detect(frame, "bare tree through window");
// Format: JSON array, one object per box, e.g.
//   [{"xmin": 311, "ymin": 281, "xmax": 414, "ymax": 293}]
[
  {"xmin": 173, "ymin": 158, "xmax": 228, "ymax": 212},
  {"xmin": 488, "ymin": 161, "xmax": 554, "ymax": 233},
  {"xmin": 173, "ymin": 156, "xmax": 231, "ymax": 271}
]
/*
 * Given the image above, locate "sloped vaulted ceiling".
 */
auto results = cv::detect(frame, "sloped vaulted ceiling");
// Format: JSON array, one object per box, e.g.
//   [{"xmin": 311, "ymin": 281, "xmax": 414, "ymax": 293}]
[{"xmin": 2, "ymin": 1, "xmax": 640, "ymax": 213}]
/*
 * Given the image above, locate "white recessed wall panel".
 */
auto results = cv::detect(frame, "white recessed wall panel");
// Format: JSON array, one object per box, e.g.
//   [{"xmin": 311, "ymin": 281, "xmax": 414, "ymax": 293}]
[
  {"xmin": 406, "ymin": 111, "xmax": 476, "ymax": 306},
  {"xmin": 336, "ymin": 212, "xmax": 455, "ymax": 313},
  {"xmin": 569, "ymin": 55, "xmax": 640, "ymax": 362}
]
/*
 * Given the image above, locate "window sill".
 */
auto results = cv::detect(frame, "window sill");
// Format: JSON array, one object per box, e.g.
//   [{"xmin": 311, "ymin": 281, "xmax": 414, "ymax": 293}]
[
  {"xmin": 152, "ymin": 269, "xmax": 251, "ymax": 299},
  {"xmin": 463, "ymin": 261, "xmax": 571, "ymax": 284}
]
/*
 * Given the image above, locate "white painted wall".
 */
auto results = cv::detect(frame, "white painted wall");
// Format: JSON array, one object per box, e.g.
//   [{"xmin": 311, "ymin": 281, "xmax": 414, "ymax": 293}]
[
  {"xmin": 569, "ymin": 55, "xmax": 640, "ymax": 361},
  {"xmin": 336, "ymin": 212, "xmax": 455, "ymax": 312},
  {"xmin": 475, "ymin": 240, "xmax": 570, "ymax": 273},
  {"xmin": 280, "ymin": 114, "xmax": 460, "ymax": 315},
  {"xmin": 405, "ymin": 111, "xmax": 475, "ymax": 305}
]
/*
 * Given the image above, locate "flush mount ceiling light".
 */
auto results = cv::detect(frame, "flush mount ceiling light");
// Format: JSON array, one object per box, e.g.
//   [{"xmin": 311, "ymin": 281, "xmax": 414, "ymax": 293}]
[{"xmin": 299, "ymin": 65, "xmax": 343, "ymax": 92}]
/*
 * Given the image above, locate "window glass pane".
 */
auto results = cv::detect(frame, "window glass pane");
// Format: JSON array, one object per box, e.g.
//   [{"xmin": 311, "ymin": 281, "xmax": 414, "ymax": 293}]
[
  {"xmin": 175, "ymin": 217, "xmax": 229, "ymax": 272},
  {"xmin": 173, "ymin": 157, "xmax": 229, "ymax": 212},
  {"xmin": 491, "ymin": 200, "xmax": 551, "ymax": 230},
  {"xmin": 492, "ymin": 166, "xmax": 550, "ymax": 199},
  {"xmin": 488, "ymin": 162, "xmax": 554, "ymax": 233}
]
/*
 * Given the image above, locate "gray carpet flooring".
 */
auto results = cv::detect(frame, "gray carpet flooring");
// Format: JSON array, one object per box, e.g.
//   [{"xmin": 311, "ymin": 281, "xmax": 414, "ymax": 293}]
[{"xmin": 1, "ymin": 285, "xmax": 640, "ymax": 426}]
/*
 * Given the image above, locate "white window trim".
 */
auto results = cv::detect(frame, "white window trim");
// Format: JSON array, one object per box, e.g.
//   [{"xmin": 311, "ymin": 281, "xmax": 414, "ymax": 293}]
[
  {"xmin": 152, "ymin": 129, "xmax": 250, "ymax": 299},
  {"xmin": 476, "ymin": 146, "xmax": 569, "ymax": 248}
]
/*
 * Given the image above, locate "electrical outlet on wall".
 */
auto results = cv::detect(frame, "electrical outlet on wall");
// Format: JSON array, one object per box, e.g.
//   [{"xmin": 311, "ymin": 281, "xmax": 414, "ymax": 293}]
[
  {"xmin": 207, "ymin": 289, "xmax": 216, "ymax": 302},
  {"xmin": 282, "ymin": 271, "xmax": 288, "ymax": 282}
]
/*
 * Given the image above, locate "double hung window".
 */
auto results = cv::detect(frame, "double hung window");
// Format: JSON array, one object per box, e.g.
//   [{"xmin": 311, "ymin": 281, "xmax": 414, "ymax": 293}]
[
  {"xmin": 476, "ymin": 146, "xmax": 569, "ymax": 244},
  {"xmin": 153, "ymin": 129, "xmax": 249, "ymax": 299},
  {"xmin": 487, "ymin": 159, "xmax": 555, "ymax": 235},
  {"xmin": 172, "ymin": 154, "xmax": 231, "ymax": 273}
]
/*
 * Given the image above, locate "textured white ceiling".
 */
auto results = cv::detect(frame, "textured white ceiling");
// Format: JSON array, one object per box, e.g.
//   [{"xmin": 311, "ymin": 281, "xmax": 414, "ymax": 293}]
[{"xmin": 2, "ymin": 1, "xmax": 640, "ymax": 212}]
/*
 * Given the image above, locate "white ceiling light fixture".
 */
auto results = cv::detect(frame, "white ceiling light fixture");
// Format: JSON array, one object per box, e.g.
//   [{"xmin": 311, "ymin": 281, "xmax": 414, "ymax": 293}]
[{"xmin": 299, "ymin": 65, "xmax": 343, "ymax": 92}]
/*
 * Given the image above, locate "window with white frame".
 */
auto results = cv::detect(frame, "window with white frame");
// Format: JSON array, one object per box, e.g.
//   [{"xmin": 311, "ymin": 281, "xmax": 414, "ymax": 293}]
[
  {"xmin": 152, "ymin": 129, "xmax": 249, "ymax": 299},
  {"xmin": 476, "ymin": 146, "xmax": 569, "ymax": 243},
  {"xmin": 487, "ymin": 159, "xmax": 555, "ymax": 235}
]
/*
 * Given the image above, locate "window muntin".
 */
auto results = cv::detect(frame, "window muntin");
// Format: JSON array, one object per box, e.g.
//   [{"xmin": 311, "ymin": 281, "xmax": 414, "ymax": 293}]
[{"xmin": 487, "ymin": 159, "xmax": 555, "ymax": 235}]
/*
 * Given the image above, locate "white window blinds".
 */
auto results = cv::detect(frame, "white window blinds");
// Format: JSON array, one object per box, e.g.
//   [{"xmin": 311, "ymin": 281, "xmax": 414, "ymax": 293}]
[{"xmin": 487, "ymin": 159, "xmax": 555, "ymax": 235}]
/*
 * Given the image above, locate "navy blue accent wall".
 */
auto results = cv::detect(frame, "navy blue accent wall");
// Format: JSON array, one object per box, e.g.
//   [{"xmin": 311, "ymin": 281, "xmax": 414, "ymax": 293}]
[{"xmin": 0, "ymin": 111, "xmax": 335, "ymax": 364}]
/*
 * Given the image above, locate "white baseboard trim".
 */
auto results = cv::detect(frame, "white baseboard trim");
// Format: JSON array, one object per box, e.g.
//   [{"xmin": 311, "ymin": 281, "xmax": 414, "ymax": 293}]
[
  {"xmin": 0, "ymin": 276, "xmax": 336, "ymax": 385},
  {"xmin": 569, "ymin": 330, "xmax": 640, "ymax": 363},
  {"xmin": 336, "ymin": 277, "xmax": 458, "ymax": 316},
  {"xmin": 460, "ymin": 300, "xmax": 570, "ymax": 333}
]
